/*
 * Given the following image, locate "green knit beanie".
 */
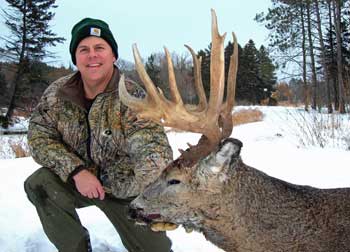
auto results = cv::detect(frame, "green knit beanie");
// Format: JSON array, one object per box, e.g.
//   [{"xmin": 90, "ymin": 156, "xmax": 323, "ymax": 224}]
[{"xmin": 69, "ymin": 18, "xmax": 118, "ymax": 65}]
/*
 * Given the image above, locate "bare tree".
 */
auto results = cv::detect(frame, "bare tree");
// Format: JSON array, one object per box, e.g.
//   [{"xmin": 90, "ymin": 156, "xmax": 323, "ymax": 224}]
[
  {"xmin": 333, "ymin": 0, "xmax": 346, "ymax": 113},
  {"xmin": 314, "ymin": 0, "xmax": 333, "ymax": 113},
  {"xmin": 299, "ymin": 0, "xmax": 310, "ymax": 111},
  {"xmin": 305, "ymin": 0, "xmax": 319, "ymax": 110}
]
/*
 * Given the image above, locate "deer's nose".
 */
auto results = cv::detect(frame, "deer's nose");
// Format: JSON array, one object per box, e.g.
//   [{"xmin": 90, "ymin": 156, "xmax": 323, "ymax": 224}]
[{"xmin": 128, "ymin": 206, "xmax": 144, "ymax": 220}]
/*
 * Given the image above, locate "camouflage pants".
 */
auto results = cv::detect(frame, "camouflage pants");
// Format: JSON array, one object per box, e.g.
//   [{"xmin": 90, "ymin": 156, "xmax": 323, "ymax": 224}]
[{"xmin": 24, "ymin": 167, "xmax": 172, "ymax": 252}]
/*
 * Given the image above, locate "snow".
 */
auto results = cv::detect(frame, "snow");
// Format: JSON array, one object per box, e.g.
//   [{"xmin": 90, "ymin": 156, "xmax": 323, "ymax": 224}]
[{"xmin": 0, "ymin": 106, "xmax": 349, "ymax": 252}]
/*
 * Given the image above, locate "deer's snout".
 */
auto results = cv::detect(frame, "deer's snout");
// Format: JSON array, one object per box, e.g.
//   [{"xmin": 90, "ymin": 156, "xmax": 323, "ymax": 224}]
[
  {"xmin": 128, "ymin": 207, "xmax": 139, "ymax": 220},
  {"xmin": 128, "ymin": 204, "xmax": 162, "ymax": 225}
]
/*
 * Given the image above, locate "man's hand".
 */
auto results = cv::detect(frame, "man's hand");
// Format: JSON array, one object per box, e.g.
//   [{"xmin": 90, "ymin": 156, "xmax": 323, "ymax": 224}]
[{"xmin": 73, "ymin": 169, "xmax": 105, "ymax": 200}]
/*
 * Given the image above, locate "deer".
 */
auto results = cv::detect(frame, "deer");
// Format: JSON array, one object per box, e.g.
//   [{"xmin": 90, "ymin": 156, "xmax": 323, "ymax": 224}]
[{"xmin": 118, "ymin": 9, "xmax": 350, "ymax": 252}]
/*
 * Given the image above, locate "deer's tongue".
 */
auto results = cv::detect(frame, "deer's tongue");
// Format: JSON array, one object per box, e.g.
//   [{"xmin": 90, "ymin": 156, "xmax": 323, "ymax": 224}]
[{"xmin": 146, "ymin": 213, "xmax": 161, "ymax": 220}]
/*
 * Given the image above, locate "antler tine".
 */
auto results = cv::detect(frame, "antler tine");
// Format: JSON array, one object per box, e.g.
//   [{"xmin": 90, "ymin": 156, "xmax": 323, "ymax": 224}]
[
  {"xmin": 118, "ymin": 44, "xmax": 164, "ymax": 122},
  {"xmin": 164, "ymin": 47, "xmax": 183, "ymax": 105},
  {"xmin": 118, "ymin": 74, "xmax": 145, "ymax": 110},
  {"xmin": 132, "ymin": 44, "xmax": 161, "ymax": 103},
  {"xmin": 184, "ymin": 44, "xmax": 207, "ymax": 112},
  {"xmin": 225, "ymin": 32, "xmax": 238, "ymax": 111},
  {"xmin": 220, "ymin": 32, "xmax": 238, "ymax": 138},
  {"xmin": 208, "ymin": 9, "xmax": 226, "ymax": 123}
]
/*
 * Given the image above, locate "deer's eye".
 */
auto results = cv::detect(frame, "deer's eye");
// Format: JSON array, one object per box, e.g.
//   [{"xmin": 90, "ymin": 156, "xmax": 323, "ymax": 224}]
[{"xmin": 167, "ymin": 179, "xmax": 181, "ymax": 186}]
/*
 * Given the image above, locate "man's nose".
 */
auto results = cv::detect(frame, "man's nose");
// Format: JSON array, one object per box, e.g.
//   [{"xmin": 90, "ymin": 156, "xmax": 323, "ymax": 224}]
[{"xmin": 88, "ymin": 49, "xmax": 98, "ymax": 58}]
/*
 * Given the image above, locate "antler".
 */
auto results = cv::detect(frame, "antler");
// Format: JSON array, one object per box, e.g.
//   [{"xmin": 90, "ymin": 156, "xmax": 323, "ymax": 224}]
[{"xmin": 119, "ymin": 9, "xmax": 238, "ymax": 167}]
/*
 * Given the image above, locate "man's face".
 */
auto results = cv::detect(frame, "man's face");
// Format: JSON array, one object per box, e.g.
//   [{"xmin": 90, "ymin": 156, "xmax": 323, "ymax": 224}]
[{"xmin": 75, "ymin": 36, "xmax": 116, "ymax": 85}]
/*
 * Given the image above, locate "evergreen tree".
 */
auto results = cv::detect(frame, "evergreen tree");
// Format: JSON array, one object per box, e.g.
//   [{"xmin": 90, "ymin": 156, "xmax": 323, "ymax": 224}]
[
  {"xmin": 199, "ymin": 39, "xmax": 276, "ymax": 105},
  {"xmin": 2, "ymin": 0, "xmax": 65, "ymax": 63},
  {"xmin": 145, "ymin": 54, "xmax": 161, "ymax": 86},
  {"xmin": 257, "ymin": 45, "xmax": 277, "ymax": 99},
  {"xmin": 238, "ymin": 39, "xmax": 261, "ymax": 104},
  {"xmin": 145, "ymin": 53, "xmax": 172, "ymax": 99},
  {"xmin": 2, "ymin": 0, "xmax": 65, "ymax": 118}
]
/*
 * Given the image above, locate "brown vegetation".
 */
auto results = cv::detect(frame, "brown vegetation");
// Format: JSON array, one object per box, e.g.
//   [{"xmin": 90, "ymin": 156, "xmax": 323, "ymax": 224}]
[
  {"xmin": 10, "ymin": 142, "xmax": 30, "ymax": 158},
  {"xmin": 232, "ymin": 108, "xmax": 263, "ymax": 126}
]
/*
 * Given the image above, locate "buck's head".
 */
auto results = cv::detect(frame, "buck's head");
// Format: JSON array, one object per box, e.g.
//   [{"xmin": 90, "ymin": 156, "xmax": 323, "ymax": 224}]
[{"xmin": 129, "ymin": 138, "xmax": 243, "ymax": 229}]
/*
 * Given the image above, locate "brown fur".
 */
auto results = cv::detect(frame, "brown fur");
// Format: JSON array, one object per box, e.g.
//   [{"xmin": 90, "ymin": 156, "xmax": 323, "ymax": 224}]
[{"xmin": 131, "ymin": 138, "xmax": 350, "ymax": 252}]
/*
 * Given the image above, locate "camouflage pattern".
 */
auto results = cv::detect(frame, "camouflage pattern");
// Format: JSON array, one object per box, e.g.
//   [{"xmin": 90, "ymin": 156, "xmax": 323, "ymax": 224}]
[{"xmin": 28, "ymin": 67, "xmax": 173, "ymax": 198}]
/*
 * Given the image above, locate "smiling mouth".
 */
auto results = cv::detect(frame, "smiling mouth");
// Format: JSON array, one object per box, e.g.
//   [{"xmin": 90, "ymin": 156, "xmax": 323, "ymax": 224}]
[{"xmin": 87, "ymin": 63, "xmax": 102, "ymax": 68}]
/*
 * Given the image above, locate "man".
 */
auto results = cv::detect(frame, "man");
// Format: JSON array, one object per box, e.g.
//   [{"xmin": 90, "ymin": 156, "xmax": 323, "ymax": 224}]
[{"xmin": 24, "ymin": 18, "xmax": 173, "ymax": 252}]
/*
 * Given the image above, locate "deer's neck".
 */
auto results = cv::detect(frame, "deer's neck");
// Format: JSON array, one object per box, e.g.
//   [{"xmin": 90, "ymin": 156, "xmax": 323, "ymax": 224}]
[
  {"xmin": 199, "ymin": 164, "xmax": 315, "ymax": 250},
  {"xmin": 201, "ymin": 223, "xmax": 237, "ymax": 251}
]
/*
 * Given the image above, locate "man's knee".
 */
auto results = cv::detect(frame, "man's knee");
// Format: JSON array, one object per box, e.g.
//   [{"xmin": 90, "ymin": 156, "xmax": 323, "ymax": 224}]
[{"xmin": 24, "ymin": 167, "xmax": 59, "ymax": 205}]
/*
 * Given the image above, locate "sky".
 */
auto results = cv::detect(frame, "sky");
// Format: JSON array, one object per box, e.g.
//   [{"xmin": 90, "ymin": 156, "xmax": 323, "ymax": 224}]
[
  {"xmin": 1, "ymin": 106, "xmax": 350, "ymax": 251},
  {"xmin": 0, "ymin": 0, "xmax": 272, "ymax": 67}
]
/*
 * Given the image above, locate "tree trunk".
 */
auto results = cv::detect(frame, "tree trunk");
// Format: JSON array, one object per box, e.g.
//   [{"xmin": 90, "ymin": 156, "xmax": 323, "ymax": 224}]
[
  {"xmin": 5, "ymin": 69, "xmax": 22, "ymax": 119},
  {"xmin": 333, "ymin": 0, "xmax": 346, "ymax": 113},
  {"xmin": 327, "ymin": 0, "xmax": 339, "ymax": 109},
  {"xmin": 314, "ymin": 0, "xmax": 333, "ymax": 113},
  {"xmin": 6, "ymin": 0, "xmax": 28, "ymax": 120},
  {"xmin": 300, "ymin": 1, "xmax": 309, "ymax": 111},
  {"xmin": 306, "ymin": 0, "xmax": 319, "ymax": 110}
]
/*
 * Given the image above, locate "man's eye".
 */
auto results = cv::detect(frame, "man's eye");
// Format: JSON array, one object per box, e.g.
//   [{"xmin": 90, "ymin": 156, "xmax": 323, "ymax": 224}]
[{"xmin": 167, "ymin": 179, "xmax": 181, "ymax": 185}]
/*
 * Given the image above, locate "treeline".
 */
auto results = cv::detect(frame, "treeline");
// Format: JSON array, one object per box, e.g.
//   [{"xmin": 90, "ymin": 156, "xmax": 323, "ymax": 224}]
[
  {"xmin": 0, "ymin": 61, "xmax": 73, "ymax": 110},
  {"xmin": 255, "ymin": 0, "xmax": 350, "ymax": 113}
]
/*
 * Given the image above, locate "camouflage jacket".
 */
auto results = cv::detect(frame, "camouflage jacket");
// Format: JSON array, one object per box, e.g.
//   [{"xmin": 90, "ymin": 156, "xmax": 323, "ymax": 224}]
[{"xmin": 28, "ymin": 67, "xmax": 173, "ymax": 198}]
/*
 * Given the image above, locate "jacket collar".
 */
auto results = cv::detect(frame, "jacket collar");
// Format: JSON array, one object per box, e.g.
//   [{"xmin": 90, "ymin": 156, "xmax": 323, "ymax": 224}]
[{"xmin": 57, "ymin": 66, "xmax": 120, "ymax": 110}]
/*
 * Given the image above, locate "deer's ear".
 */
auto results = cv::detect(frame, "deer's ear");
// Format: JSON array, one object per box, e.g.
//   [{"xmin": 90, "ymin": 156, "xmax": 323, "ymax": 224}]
[
  {"xmin": 199, "ymin": 138, "xmax": 242, "ymax": 175},
  {"xmin": 214, "ymin": 138, "xmax": 242, "ymax": 167}
]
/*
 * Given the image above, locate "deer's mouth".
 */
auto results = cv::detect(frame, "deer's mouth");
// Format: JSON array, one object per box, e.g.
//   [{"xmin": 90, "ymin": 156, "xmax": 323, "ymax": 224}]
[
  {"xmin": 128, "ymin": 207, "xmax": 178, "ymax": 231},
  {"xmin": 128, "ymin": 207, "xmax": 162, "ymax": 224}
]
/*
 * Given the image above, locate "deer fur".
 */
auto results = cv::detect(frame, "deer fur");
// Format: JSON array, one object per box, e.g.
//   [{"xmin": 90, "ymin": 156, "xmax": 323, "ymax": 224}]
[{"xmin": 130, "ymin": 138, "xmax": 350, "ymax": 252}]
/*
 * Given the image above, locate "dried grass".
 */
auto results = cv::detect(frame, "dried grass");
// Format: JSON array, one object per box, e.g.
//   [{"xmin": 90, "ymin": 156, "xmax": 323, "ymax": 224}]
[
  {"xmin": 12, "ymin": 109, "xmax": 32, "ymax": 118},
  {"xmin": 232, "ymin": 108, "xmax": 264, "ymax": 126},
  {"xmin": 10, "ymin": 143, "xmax": 30, "ymax": 158}
]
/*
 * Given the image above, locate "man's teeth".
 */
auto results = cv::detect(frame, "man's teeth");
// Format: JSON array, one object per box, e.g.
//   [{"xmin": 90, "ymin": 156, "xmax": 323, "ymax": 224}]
[{"xmin": 88, "ymin": 63, "xmax": 101, "ymax": 67}]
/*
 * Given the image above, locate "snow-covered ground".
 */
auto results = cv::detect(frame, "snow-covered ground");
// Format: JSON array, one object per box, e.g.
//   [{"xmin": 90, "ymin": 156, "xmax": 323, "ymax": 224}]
[
  {"xmin": 0, "ymin": 116, "xmax": 29, "ymax": 159},
  {"xmin": 1, "ymin": 106, "xmax": 350, "ymax": 252}
]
